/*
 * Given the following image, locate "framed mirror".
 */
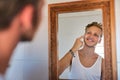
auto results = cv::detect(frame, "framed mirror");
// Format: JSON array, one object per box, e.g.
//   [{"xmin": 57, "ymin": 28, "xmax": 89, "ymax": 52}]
[{"xmin": 48, "ymin": 0, "xmax": 117, "ymax": 80}]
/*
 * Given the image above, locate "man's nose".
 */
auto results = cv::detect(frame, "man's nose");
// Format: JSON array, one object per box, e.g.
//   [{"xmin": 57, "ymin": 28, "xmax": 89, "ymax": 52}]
[{"xmin": 89, "ymin": 34, "xmax": 94, "ymax": 38}]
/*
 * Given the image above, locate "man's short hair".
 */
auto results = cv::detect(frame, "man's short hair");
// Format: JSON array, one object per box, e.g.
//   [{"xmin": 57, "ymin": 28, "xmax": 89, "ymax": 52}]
[
  {"xmin": 0, "ymin": 0, "xmax": 41, "ymax": 30},
  {"xmin": 85, "ymin": 22, "xmax": 103, "ymax": 37}
]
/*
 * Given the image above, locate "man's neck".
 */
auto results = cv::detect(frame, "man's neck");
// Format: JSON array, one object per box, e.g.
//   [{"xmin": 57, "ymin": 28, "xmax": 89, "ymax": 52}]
[
  {"xmin": 0, "ymin": 30, "xmax": 19, "ymax": 55},
  {"xmin": 0, "ymin": 32, "xmax": 19, "ymax": 75},
  {"xmin": 0, "ymin": 25, "xmax": 20, "ymax": 75},
  {"xmin": 0, "ymin": 17, "xmax": 20, "ymax": 57},
  {"xmin": 81, "ymin": 45, "xmax": 95, "ymax": 57}
]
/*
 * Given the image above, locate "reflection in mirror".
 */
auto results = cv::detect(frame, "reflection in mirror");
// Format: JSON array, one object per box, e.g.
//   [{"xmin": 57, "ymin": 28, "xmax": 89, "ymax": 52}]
[{"xmin": 58, "ymin": 9, "xmax": 104, "ymax": 79}]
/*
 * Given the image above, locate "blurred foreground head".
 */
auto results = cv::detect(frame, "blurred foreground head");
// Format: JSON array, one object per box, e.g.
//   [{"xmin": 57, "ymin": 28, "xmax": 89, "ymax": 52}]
[{"xmin": 0, "ymin": 0, "xmax": 44, "ymax": 41}]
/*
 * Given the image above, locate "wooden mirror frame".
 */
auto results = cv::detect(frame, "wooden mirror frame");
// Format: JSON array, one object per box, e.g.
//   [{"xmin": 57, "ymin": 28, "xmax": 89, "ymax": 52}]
[{"xmin": 48, "ymin": 0, "xmax": 117, "ymax": 80}]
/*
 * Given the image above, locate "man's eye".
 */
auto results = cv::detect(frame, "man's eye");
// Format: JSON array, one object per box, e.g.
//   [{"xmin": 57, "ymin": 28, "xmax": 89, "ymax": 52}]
[
  {"xmin": 94, "ymin": 34, "xmax": 99, "ymax": 37},
  {"xmin": 87, "ymin": 32, "xmax": 91, "ymax": 34}
]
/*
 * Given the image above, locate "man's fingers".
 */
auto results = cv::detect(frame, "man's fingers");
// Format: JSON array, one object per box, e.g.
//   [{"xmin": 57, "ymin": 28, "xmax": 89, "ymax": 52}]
[{"xmin": 77, "ymin": 36, "xmax": 84, "ymax": 42}]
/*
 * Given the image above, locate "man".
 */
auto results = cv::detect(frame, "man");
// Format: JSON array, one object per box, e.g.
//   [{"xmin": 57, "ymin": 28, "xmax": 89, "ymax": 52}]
[
  {"xmin": 0, "ymin": 0, "xmax": 44, "ymax": 79},
  {"xmin": 59, "ymin": 22, "xmax": 104, "ymax": 80}
]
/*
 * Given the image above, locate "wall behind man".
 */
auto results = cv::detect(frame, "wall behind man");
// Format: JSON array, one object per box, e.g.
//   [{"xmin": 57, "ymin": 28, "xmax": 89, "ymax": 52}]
[
  {"xmin": 5, "ymin": 0, "xmax": 120, "ymax": 80},
  {"xmin": 115, "ymin": 0, "xmax": 120, "ymax": 79}
]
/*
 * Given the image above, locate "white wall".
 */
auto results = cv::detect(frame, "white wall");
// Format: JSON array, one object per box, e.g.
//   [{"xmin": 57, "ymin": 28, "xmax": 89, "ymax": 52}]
[
  {"xmin": 115, "ymin": 0, "xmax": 120, "ymax": 80},
  {"xmin": 5, "ymin": 0, "xmax": 120, "ymax": 80}
]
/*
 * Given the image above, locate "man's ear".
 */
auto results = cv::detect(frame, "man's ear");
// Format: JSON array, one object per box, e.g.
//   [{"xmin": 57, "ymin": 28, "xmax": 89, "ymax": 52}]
[{"xmin": 19, "ymin": 5, "xmax": 34, "ymax": 29}]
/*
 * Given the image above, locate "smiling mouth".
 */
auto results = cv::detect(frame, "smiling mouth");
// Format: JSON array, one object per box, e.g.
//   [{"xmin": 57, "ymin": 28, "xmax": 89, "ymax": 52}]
[{"xmin": 87, "ymin": 38, "xmax": 94, "ymax": 42}]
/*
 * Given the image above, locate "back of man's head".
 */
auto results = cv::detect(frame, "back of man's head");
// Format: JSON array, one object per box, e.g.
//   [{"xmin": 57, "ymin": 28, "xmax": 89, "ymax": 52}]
[{"xmin": 0, "ymin": 0, "xmax": 41, "ymax": 30}]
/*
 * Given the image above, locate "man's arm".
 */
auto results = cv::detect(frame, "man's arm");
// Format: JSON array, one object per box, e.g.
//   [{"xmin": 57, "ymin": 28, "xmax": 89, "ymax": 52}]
[
  {"xmin": 58, "ymin": 51, "xmax": 73, "ymax": 76},
  {"xmin": 58, "ymin": 36, "xmax": 84, "ymax": 76}
]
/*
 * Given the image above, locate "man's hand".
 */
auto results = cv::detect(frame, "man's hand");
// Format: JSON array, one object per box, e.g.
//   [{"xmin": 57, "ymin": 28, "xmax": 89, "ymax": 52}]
[{"xmin": 71, "ymin": 36, "xmax": 84, "ymax": 53}]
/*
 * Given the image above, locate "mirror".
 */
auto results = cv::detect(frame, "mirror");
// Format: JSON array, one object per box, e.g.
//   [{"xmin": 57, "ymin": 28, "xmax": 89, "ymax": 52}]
[
  {"xmin": 58, "ymin": 10, "xmax": 104, "ymax": 79},
  {"xmin": 58, "ymin": 10, "xmax": 104, "ymax": 60},
  {"xmin": 48, "ymin": 0, "xmax": 117, "ymax": 80}
]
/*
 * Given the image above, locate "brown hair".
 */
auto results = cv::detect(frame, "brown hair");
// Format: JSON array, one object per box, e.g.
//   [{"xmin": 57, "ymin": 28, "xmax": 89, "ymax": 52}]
[{"xmin": 0, "ymin": 0, "xmax": 41, "ymax": 30}]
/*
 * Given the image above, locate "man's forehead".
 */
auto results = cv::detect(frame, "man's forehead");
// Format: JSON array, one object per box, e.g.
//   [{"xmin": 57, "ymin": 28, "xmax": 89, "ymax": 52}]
[
  {"xmin": 86, "ymin": 27, "xmax": 102, "ymax": 34},
  {"xmin": 86, "ymin": 26, "xmax": 102, "ymax": 31}
]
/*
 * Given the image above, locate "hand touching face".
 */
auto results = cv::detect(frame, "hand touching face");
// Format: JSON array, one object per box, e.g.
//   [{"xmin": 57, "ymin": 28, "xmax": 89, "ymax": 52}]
[{"xmin": 71, "ymin": 36, "xmax": 84, "ymax": 53}]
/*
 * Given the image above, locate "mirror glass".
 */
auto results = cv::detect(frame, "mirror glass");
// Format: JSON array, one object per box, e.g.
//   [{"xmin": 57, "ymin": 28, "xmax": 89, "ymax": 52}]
[{"xmin": 58, "ymin": 9, "xmax": 104, "ymax": 79}]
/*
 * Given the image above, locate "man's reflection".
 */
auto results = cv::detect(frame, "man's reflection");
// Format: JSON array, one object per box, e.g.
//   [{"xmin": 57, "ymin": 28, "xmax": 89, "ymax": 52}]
[{"xmin": 59, "ymin": 22, "xmax": 104, "ymax": 80}]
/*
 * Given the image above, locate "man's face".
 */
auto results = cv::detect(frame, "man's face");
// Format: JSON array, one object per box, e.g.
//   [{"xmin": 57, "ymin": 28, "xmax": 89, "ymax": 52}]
[
  {"xmin": 20, "ymin": 0, "xmax": 44, "ymax": 41},
  {"xmin": 84, "ymin": 26, "xmax": 102, "ymax": 47}
]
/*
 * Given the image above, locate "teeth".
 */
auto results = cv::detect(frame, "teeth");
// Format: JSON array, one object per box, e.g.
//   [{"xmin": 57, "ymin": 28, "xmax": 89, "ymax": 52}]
[
  {"xmin": 88, "ymin": 39, "xmax": 93, "ymax": 42},
  {"xmin": 89, "ymin": 39, "xmax": 92, "ymax": 41}
]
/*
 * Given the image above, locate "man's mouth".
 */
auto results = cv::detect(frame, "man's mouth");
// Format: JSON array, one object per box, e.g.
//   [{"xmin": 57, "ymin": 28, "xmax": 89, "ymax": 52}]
[{"xmin": 87, "ymin": 38, "xmax": 94, "ymax": 42}]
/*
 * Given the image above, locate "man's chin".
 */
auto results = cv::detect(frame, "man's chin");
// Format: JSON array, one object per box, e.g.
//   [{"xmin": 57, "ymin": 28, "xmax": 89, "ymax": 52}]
[
  {"xmin": 85, "ymin": 43, "xmax": 96, "ymax": 48},
  {"xmin": 20, "ymin": 36, "xmax": 33, "ymax": 42}
]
